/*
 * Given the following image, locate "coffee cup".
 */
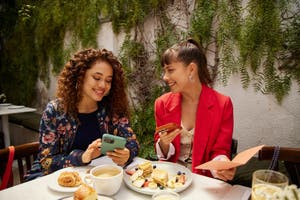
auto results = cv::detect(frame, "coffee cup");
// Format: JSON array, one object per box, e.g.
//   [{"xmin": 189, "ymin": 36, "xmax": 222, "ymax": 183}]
[{"xmin": 84, "ymin": 164, "xmax": 123, "ymax": 196}]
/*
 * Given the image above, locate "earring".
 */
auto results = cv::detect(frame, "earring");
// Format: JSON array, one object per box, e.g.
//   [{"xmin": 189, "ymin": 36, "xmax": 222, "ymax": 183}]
[{"xmin": 189, "ymin": 75, "xmax": 194, "ymax": 82}]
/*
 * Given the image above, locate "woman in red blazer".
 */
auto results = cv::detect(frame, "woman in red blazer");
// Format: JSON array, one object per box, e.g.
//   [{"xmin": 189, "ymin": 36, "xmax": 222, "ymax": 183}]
[{"xmin": 154, "ymin": 38, "xmax": 236, "ymax": 181}]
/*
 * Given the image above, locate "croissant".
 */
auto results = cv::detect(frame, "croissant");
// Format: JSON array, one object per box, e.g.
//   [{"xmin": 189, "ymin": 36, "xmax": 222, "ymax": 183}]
[{"xmin": 58, "ymin": 171, "xmax": 82, "ymax": 187}]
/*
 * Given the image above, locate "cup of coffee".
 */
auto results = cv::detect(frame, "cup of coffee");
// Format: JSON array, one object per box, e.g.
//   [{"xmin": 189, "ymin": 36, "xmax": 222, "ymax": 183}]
[{"xmin": 84, "ymin": 164, "xmax": 123, "ymax": 196}]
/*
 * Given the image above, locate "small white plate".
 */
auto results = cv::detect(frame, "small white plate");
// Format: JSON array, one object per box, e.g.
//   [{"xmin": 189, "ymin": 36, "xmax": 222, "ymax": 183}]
[
  {"xmin": 47, "ymin": 168, "xmax": 85, "ymax": 193},
  {"xmin": 58, "ymin": 194, "xmax": 114, "ymax": 200},
  {"xmin": 8, "ymin": 105, "xmax": 25, "ymax": 109},
  {"xmin": 0, "ymin": 103, "xmax": 11, "ymax": 106},
  {"xmin": 123, "ymin": 161, "xmax": 193, "ymax": 195}
]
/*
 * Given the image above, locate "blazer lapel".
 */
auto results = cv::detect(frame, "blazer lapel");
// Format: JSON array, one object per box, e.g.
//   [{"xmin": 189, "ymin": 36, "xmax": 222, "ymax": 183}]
[
  {"xmin": 192, "ymin": 85, "xmax": 215, "ymax": 171},
  {"xmin": 163, "ymin": 93, "xmax": 182, "ymax": 125}
]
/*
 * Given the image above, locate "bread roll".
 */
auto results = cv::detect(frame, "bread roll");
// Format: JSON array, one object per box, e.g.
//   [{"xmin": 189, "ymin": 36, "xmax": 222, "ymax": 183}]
[{"xmin": 73, "ymin": 184, "xmax": 97, "ymax": 200}]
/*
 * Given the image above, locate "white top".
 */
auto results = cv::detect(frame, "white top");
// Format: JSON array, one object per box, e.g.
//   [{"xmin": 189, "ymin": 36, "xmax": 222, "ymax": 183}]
[{"xmin": 178, "ymin": 125, "xmax": 194, "ymax": 165}]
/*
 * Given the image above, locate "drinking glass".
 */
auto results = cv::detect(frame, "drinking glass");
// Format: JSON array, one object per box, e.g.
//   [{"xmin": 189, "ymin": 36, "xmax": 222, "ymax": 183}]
[{"xmin": 251, "ymin": 169, "xmax": 288, "ymax": 200}]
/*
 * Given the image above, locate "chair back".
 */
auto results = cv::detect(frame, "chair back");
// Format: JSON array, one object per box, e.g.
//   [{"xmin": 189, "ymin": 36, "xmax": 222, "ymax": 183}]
[
  {"xmin": 0, "ymin": 142, "xmax": 39, "ymax": 188},
  {"xmin": 258, "ymin": 146, "xmax": 300, "ymax": 187},
  {"xmin": 231, "ymin": 138, "xmax": 238, "ymax": 159}
]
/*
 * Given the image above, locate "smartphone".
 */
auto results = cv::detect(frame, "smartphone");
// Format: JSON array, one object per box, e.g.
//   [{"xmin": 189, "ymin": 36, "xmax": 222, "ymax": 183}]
[
  {"xmin": 101, "ymin": 134, "xmax": 126, "ymax": 155},
  {"xmin": 155, "ymin": 122, "xmax": 181, "ymax": 133}
]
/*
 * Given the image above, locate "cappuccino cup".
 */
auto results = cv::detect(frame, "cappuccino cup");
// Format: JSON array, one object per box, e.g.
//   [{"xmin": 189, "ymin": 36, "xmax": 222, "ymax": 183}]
[{"xmin": 84, "ymin": 164, "xmax": 123, "ymax": 196}]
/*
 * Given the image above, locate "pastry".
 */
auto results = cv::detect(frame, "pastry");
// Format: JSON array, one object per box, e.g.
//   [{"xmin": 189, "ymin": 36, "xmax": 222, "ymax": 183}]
[
  {"xmin": 58, "ymin": 171, "xmax": 82, "ymax": 187},
  {"xmin": 151, "ymin": 168, "xmax": 168, "ymax": 187},
  {"xmin": 155, "ymin": 123, "xmax": 181, "ymax": 133},
  {"xmin": 138, "ymin": 161, "xmax": 153, "ymax": 177},
  {"xmin": 73, "ymin": 184, "xmax": 97, "ymax": 200}
]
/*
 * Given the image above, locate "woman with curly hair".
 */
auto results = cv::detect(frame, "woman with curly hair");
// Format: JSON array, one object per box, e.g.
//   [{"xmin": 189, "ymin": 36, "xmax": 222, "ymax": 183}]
[{"xmin": 25, "ymin": 48, "xmax": 139, "ymax": 180}]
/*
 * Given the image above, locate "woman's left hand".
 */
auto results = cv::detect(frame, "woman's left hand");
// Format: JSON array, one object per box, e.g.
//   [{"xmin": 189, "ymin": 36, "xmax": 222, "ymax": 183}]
[
  {"xmin": 215, "ymin": 167, "xmax": 236, "ymax": 181},
  {"xmin": 106, "ymin": 148, "xmax": 130, "ymax": 166},
  {"xmin": 213, "ymin": 156, "xmax": 236, "ymax": 181}
]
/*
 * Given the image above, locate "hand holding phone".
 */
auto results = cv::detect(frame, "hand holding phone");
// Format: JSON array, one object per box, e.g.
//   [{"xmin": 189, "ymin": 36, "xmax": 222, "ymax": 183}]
[
  {"xmin": 101, "ymin": 134, "xmax": 126, "ymax": 155},
  {"xmin": 155, "ymin": 122, "xmax": 181, "ymax": 133}
]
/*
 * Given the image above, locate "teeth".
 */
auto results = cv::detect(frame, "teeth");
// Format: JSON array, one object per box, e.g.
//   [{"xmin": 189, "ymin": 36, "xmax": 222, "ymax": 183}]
[
  {"xmin": 95, "ymin": 90, "xmax": 104, "ymax": 95},
  {"xmin": 168, "ymin": 83, "xmax": 175, "ymax": 87}
]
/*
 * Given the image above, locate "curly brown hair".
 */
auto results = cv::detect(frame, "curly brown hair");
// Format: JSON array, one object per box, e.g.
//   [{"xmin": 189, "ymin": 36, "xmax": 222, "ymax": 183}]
[{"xmin": 56, "ymin": 48, "xmax": 129, "ymax": 119}]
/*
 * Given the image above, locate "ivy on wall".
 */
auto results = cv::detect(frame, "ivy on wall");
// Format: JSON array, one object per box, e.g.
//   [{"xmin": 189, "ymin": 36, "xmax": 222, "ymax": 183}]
[
  {"xmin": 190, "ymin": 0, "xmax": 300, "ymax": 103},
  {"xmin": 0, "ymin": 0, "xmax": 101, "ymax": 105}
]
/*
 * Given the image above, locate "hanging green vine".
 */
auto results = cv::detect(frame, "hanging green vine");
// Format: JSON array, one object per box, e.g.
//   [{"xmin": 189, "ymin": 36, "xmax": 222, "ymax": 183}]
[
  {"xmin": 189, "ymin": 0, "xmax": 299, "ymax": 103},
  {"xmin": 239, "ymin": 0, "xmax": 299, "ymax": 103},
  {"xmin": 0, "ymin": 0, "xmax": 101, "ymax": 105},
  {"xmin": 98, "ymin": 0, "xmax": 169, "ymax": 33}
]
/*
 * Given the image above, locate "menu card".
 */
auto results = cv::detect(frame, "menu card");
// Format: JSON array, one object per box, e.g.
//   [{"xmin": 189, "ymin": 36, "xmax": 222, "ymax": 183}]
[{"xmin": 196, "ymin": 145, "xmax": 264, "ymax": 170}]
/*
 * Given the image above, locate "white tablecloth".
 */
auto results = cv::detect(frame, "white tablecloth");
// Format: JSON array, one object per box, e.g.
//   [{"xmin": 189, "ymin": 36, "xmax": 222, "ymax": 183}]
[{"xmin": 0, "ymin": 156, "xmax": 251, "ymax": 200}]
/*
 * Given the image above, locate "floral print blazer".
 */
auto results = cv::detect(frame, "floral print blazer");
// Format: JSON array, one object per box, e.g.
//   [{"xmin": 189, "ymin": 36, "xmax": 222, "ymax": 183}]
[{"xmin": 25, "ymin": 99, "xmax": 139, "ymax": 181}]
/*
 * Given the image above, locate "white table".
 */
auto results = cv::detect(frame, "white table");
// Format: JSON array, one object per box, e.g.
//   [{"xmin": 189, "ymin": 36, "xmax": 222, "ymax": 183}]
[
  {"xmin": 0, "ymin": 104, "xmax": 36, "ymax": 147},
  {"xmin": 0, "ymin": 156, "xmax": 251, "ymax": 200}
]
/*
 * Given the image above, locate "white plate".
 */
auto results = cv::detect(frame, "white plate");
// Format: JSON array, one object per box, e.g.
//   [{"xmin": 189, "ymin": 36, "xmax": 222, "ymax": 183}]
[
  {"xmin": 47, "ymin": 168, "xmax": 85, "ymax": 193},
  {"xmin": 0, "ymin": 103, "xmax": 11, "ymax": 106},
  {"xmin": 8, "ymin": 105, "xmax": 25, "ymax": 109},
  {"xmin": 58, "ymin": 194, "xmax": 114, "ymax": 200},
  {"xmin": 123, "ymin": 161, "xmax": 192, "ymax": 195}
]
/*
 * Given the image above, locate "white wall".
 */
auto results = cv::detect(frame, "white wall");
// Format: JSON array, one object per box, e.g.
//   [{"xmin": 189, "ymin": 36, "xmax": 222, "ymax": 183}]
[
  {"xmin": 97, "ymin": 22, "xmax": 126, "ymax": 54},
  {"xmin": 215, "ymin": 76, "xmax": 300, "ymax": 152}
]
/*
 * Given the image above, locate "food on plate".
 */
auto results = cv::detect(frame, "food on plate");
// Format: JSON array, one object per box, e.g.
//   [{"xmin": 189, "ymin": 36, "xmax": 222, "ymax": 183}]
[
  {"xmin": 167, "ymin": 172, "xmax": 186, "ymax": 189},
  {"xmin": 138, "ymin": 161, "xmax": 153, "ymax": 177},
  {"xmin": 73, "ymin": 183, "xmax": 97, "ymax": 200},
  {"xmin": 126, "ymin": 161, "xmax": 187, "ymax": 190},
  {"xmin": 58, "ymin": 171, "xmax": 82, "ymax": 187},
  {"xmin": 155, "ymin": 123, "xmax": 181, "ymax": 133},
  {"xmin": 151, "ymin": 168, "xmax": 168, "ymax": 187},
  {"xmin": 132, "ymin": 178, "xmax": 146, "ymax": 188},
  {"xmin": 148, "ymin": 182, "xmax": 158, "ymax": 189}
]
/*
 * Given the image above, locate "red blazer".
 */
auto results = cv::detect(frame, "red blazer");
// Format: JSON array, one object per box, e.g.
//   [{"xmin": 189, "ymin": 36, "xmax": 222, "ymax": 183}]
[{"xmin": 154, "ymin": 84, "xmax": 233, "ymax": 177}]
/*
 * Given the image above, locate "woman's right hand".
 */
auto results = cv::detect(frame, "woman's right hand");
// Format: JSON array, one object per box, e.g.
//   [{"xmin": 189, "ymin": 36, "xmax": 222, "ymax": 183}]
[
  {"xmin": 158, "ymin": 128, "xmax": 181, "ymax": 157},
  {"xmin": 82, "ymin": 138, "xmax": 101, "ymax": 163}
]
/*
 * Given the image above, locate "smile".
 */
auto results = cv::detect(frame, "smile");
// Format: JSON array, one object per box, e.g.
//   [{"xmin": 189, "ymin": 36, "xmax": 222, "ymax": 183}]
[
  {"xmin": 168, "ymin": 82, "xmax": 175, "ymax": 87},
  {"xmin": 94, "ymin": 89, "xmax": 105, "ymax": 96}
]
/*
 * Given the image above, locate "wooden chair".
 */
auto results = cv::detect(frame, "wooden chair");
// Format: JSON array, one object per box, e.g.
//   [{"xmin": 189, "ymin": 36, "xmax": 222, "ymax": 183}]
[
  {"xmin": 258, "ymin": 146, "xmax": 300, "ymax": 187},
  {"xmin": 231, "ymin": 138, "xmax": 238, "ymax": 159},
  {"xmin": 0, "ymin": 141, "xmax": 39, "ymax": 188}
]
